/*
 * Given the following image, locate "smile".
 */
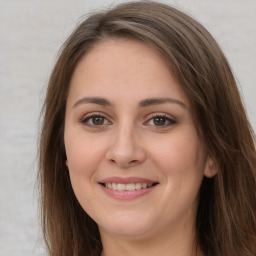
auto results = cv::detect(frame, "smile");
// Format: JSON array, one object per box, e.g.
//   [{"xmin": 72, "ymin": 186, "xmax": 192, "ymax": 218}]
[
  {"xmin": 99, "ymin": 177, "xmax": 159, "ymax": 200},
  {"xmin": 103, "ymin": 183, "xmax": 155, "ymax": 191}
]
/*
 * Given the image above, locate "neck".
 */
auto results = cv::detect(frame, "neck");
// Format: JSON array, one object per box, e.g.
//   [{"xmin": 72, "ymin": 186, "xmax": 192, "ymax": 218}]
[{"xmin": 99, "ymin": 221, "xmax": 203, "ymax": 256}]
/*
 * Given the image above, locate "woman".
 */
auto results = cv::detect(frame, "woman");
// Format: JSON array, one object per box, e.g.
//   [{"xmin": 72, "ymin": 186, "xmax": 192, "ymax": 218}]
[{"xmin": 38, "ymin": 1, "xmax": 256, "ymax": 256}]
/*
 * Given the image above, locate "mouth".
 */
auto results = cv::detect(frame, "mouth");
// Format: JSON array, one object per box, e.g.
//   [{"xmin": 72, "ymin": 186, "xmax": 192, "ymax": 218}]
[
  {"xmin": 98, "ymin": 177, "xmax": 159, "ymax": 200},
  {"xmin": 100, "ymin": 182, "xmax": 158, "ymax": 191}
]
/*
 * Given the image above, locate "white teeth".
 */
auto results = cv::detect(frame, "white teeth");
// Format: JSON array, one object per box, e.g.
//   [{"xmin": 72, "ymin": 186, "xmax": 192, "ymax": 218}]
[
  {"xmin": 135, "ymin": 183, "xmax": 142, "ymax": 190},
  {"xmin": 142, "ymin": 183, "xmax": 147, "ymax": 189},
  {"xmin": 112, "ymin": 183, "xmax": 117, "ymax": 190},
  {"xmin": 126, "ymin": 183, "xmax": 136, "ymax": 190},
  {"xmin": 117, "ymin": 183, "xmax": 126, "ymax": 191},
  {"xmin": 104, "ymin": 183, "xmax": 154, "ymax": 191}
]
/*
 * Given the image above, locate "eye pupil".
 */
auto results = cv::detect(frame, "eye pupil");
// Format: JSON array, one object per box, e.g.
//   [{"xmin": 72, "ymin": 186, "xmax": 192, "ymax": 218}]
[
  {"xmin": 153, "ymin": 117, "xmax": 166, "ymax": 126},
  {"xmin": 93, "ymin": 117, "xmax": 104, "ymax": 125}
]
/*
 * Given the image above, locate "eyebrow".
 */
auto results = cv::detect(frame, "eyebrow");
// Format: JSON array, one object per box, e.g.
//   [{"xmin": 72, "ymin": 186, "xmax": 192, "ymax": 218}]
[
  {"xmin": 72, "ymin": 96, "xmax": 187, "ymax": 109},
  {"xmin": 72, "ymin": 97, "xmax": 112, "ymax": 108},
  {"xmin": 139, "ymin": 97, "xmax": 187, "ymax": 108}
]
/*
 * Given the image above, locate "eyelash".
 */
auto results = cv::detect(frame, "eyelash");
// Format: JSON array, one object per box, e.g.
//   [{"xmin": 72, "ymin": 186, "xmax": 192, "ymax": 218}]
[
  {"xmin": 80, "ymin": 112, "xmax": 176, "ymax": 128},
  {"xmin": 145, "ymin": 113, "xmax": 177, "ymax": 128},
  {"xmin": 80, "ymin": 112, "xmax": 111, "ymax": 127}
]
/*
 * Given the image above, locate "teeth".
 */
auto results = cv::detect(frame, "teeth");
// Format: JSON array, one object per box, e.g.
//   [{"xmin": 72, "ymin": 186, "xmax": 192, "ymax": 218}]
[
  {"xmin": 112, "ymin": 183, "xmax": 117, "ymax": 190},
  {"xmin": 126, "ymin": 183, "xmax": 136, "ymax": 190},
  {"xmin": 104, "ymin": 183, "xmax": 154, "ymax": 191},
  {"xmin": 117, "ymin": 183, "xmax": 125, "ymax": 191},
  {"xmin": 135, "ymin": 183, "xmax": 141, "ymax": 190},
  {"xmin": 142, "ymin": 183, "xmax": 147, "ymax": 189}
]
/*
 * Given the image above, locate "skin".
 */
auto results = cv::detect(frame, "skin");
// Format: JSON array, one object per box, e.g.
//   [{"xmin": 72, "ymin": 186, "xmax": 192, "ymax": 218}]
[{"xmin": 64, "ymin": 38, "xmax": 216, "ymax": 256}]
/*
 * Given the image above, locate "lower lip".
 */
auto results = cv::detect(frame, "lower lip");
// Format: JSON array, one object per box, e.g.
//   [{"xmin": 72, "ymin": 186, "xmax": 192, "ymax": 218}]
[{"xmin": 100, "ymin": 184, "xmax": 157, "ymax": 200}]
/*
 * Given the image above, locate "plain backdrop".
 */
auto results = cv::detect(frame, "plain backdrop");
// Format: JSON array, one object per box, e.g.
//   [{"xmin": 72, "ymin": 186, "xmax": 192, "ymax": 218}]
[{"xmin": 0, "ymin": 0, "xmax": 255, "ymax": 255}]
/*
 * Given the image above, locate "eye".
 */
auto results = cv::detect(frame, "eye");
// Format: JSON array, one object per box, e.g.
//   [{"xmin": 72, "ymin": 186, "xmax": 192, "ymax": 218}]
[
  {"xmin": 81, "ymin": 113, "xmax": 111, "ymax": 126},
  {"xmin": 146, "ymin": 114, "xmax": 176, "ymax": 127}
]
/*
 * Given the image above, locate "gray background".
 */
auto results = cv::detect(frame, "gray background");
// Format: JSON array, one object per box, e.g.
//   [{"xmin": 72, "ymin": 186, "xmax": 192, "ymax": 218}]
[{"xmin": 0, "ymin": 0, "xmax": 255, "ymax": 255}]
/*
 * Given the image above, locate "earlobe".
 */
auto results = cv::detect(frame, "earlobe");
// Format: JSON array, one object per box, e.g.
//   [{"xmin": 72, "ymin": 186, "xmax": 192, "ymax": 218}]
[
  {"xmin": 66, "ymin": 159, "xmax": 69, "ymax": 167},
  {"xmin": 204, "ymin": 156, "xmax": 218, "ymax": 178}
]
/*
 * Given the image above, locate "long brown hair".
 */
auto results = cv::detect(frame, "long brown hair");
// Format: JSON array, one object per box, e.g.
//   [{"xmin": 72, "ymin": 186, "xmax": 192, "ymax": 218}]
[{"xmin": 38, "ymin": 1, "xmax": 256, "ymax": 255}]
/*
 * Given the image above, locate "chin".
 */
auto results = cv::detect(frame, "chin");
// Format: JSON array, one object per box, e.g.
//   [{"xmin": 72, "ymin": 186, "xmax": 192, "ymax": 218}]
[{"xmin": 97, "ymin": 213, "xmax": 155, "ymax": 238}]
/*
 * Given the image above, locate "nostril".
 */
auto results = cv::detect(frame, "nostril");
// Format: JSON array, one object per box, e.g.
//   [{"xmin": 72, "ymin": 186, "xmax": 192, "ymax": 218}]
[{"xmin": 108, "ymin": 158, "xmax": 139, "ymax": 168}]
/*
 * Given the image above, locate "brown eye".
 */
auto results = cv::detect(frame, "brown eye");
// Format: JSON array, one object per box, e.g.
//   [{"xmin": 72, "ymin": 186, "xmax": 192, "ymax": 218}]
[
  {"xmin": 153, "ymin": 117, "xmax": 166, "ymax": 126},
  {"xmin": 92, "ymin": 116, "xmax": 105, "ymax": 125},
  {"xmin": 146, "ymin": 114, "xmax": 176, "ymax": 128},
  {"xmin": 81, "ymin": 114, "xmax": 111, "ymax": 126}
]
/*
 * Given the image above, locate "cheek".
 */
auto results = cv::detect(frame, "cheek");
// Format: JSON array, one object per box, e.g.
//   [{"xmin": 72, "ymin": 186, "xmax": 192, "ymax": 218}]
[
  {"xmin": 64, "ymin": 132, "xmax": 107, "ymax": 215},
  {"xmin": 149, "ymin": 133, "xmax": 206, "ymax": 217},
  {"xmin": 152, "ymin": 133, "xmax": 205, "ymax": 169},
  {"xmin": 148, "ymin": 131, "xmax": 206, "ymax": 192},
  {"xmin": 65, "ymin": 130, "xmax": 107, "ymax": 177}
]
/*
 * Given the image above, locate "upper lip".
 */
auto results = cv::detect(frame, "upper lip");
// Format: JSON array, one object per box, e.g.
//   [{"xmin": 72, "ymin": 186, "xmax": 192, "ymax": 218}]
[{"xmin": 99, "ymin": 176, "xmax": 159, "ymax": 184}]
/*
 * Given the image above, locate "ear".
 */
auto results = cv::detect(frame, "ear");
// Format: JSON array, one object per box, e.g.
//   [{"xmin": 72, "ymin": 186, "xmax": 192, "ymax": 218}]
[
  {"xmin": 204, "ymin": 155, "xmax": 218, "ymax": 178},
  {"xmin": 66, "ymin": 159, "xmax": 69, "ymax": 167}
]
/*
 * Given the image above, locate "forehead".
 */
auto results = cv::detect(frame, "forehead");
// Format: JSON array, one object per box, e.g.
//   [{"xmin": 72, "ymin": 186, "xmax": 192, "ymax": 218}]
[{"xmin": 67, "ymin": 38, "xmax": 189, "ymax": 107}]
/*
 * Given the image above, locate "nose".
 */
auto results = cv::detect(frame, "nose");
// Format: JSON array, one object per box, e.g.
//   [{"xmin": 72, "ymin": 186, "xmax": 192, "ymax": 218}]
[{"xmin": 105, "ymin": 124, "xmax": 146, "ymax": 168}]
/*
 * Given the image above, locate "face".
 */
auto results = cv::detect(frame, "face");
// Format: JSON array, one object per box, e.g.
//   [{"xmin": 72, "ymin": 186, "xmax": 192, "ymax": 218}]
[{"xmin": 64, "ymin": 39, "xmax": 216, "ymax": 240}]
